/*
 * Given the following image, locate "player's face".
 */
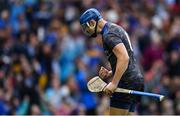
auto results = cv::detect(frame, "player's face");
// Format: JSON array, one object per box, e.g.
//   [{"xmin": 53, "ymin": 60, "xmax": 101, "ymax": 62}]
[{"xmin": 81, "ymin": 20, "xmax": 96, "ymax": 37}]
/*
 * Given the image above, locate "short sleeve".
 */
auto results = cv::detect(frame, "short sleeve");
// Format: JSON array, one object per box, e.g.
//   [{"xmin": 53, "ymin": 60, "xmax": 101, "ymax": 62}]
[{"xmin": 104, "ymin": 33, "xmax": 122, "ymax": 50}]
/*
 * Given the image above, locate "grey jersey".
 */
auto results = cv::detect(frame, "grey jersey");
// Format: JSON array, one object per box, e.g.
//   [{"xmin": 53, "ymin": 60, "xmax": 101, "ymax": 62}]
[{"xmin": 102, "ymin": 22, "xmax": 143, "ymax": 84}]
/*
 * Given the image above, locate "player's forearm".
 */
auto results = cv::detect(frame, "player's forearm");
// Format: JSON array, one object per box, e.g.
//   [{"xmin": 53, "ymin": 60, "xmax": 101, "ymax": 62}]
[{"xmin": 111, "ymin": 57, "xmax": 129, "ymax": 86}]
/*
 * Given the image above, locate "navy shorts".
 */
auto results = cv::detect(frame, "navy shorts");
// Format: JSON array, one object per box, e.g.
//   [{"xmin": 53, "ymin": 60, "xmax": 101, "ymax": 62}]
[{"xmin": 110, "ymin": 80, "xmax": 144, "ymax": 112}]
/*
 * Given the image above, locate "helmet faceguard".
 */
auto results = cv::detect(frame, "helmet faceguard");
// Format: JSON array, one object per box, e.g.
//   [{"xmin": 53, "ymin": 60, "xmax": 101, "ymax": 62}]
[{"xmin": 81, "ymin": 16, "xmax": 99, "ymax": 37}]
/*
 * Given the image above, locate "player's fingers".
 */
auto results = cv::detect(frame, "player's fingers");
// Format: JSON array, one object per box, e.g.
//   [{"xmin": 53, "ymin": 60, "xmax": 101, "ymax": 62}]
[
  {"xmin": 99, "ymin": 71, "xmax": 106, "ymax": 78},
  {"xmin": 99, "ymin": 71, "xmax": 101, "ymax": 75},
  {"xmin": 99, "ymin": 67, "xmax": 103, "ymax": 73},
  {"xmin": 99, "ymin": 71, "xmax": 103, "ymax": 77},
  {"xmin": 101, "ymin": 72, "xmax": 106, "ymax": 76},
  {"xmin": 99, "ymin": 69, "xmax": 103, "ymax": 75},
  {"xmin": 104, "ymin": 89, "xmax": 113, "ymax": 96},
  {"xmin": 106, "ymin": 91, "xmax": 113, "ymax": 96},
  {"xmin": 99, "ymin": 67, "xmax": 104, "ymax": 73},
  {"xmin": 100, "ymin": 67, "xmax": 107, "ymax": 73},
  {"xmin": 101, "ymin": 67, "xmax": 109, "ymax": 75},
  {"xmin": 103, "ymin": 89, "xmax": 109, "ymax": 95},
  {"xmin": 101, "ymin": 67, "xmax": 107, "ymax": 72},
  {"xmin": 100, "ymin": 66, "xmax": 104, "ymax": 70},
  {"xmin": 101, "ymin": 66, "xmax": 105, "ymax": 70}
]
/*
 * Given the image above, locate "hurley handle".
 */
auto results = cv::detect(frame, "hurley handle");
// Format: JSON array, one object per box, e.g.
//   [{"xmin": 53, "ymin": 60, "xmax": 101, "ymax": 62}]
[{"xmin": 115, "ymin": 88, "xmax": 164, "ymax": 101}]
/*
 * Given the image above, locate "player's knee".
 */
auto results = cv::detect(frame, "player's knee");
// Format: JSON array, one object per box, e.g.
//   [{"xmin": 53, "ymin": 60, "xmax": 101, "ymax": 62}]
[
  {"xmin": 109, "ymin": 107, "xmax": 129, "ymax": 115},
  {"xmin": 127, "ymin": 112, "xmax": 135, "ymax": 115}
]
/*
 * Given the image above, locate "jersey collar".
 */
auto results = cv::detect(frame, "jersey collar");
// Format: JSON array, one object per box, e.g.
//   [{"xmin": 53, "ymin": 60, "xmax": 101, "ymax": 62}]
[{"xmin": 101, "ymin": 22, "xmax": 108, "ymax": 35}]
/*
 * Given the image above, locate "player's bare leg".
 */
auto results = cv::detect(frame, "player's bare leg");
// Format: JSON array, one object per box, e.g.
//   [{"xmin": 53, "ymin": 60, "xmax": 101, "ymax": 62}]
[
  {"xmin": 127, "ymin": 112, "xmax": 135, "ymax": 115},
  {"xmin": 109, "ymin": 107, "xmax": 129, "ymax": 115}
]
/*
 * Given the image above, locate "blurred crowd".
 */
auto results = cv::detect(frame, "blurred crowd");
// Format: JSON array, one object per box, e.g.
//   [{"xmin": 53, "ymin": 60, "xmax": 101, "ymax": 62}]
[{"xmin": 0, "ymin": 0, "xmax": 179, "ymax": 115}]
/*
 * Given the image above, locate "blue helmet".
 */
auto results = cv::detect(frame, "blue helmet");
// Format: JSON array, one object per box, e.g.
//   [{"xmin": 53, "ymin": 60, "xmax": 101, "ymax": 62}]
[{"xmin": 79, "ymin": 8, "xmax": 102, "ymax": 25}]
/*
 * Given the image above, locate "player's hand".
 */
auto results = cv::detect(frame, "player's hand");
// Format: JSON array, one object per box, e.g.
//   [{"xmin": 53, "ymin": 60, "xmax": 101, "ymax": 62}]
[
  {"xmin": 99, "ymin": 66, "xmax": 110, "ymax": 79},
  {"xmin": 103, "ymin": 82, "xmax": 117, "ymax": 96}
]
